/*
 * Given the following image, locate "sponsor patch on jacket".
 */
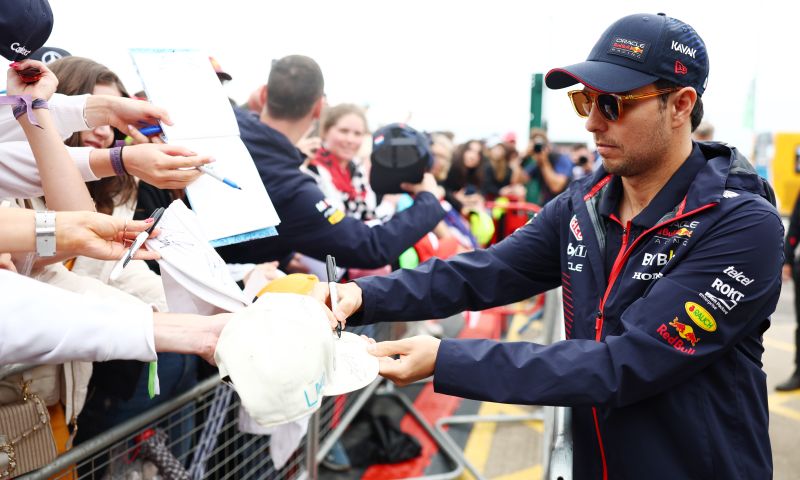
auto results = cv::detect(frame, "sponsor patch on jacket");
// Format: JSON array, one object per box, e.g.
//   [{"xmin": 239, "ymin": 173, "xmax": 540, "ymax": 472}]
[
  {"xmin": 608, "ymin": 37, "xmax": 647, "ymax": 62},
  {"xmin": 669, "ymin": 317, "xmax": 700, "ymax": 346},
  {"xmin": 315, "ymin": 199, "xmax": 345, "ymax": 225},
  {"xmin": 685, "ymin": 301, "xmax": 716, "ymax": 332},
  {"xmin": 722, "ymin": 190, "xmax": 739, "ymax": 198},
  {"xmin": 656, "ymin": 320, "xmax": 696, "ymax": 355},
  {"xmin": 569, "ymin": 215, "xmax": 583, "ymax": 241}
]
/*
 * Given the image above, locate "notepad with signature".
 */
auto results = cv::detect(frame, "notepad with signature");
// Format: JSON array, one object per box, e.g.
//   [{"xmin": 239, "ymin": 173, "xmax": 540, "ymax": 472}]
[{"xmin": 130, "ymin": 48, "xmax": 280, "ymax": 247}]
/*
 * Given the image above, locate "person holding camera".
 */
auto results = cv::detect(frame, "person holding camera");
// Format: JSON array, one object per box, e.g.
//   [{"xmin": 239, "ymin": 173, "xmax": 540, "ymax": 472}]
[
  {"xmin": 570, "ymin": 143, "xmax": 597, "ymax": 180},
  {"xmin": 514, "ymin": 129, "xmax": 573, "ymax": 206}
]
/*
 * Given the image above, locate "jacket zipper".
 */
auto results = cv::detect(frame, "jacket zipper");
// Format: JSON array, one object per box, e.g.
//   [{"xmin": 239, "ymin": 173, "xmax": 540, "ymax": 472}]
[{"xmin": 589, "ymin": 203, "xmax": 717, "ymax": 479}]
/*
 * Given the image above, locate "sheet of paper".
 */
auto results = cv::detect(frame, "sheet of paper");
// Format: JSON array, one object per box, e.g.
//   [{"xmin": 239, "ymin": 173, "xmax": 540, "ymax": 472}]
[
  {"xmin": 237, "ymin": 408, "xmax": 309, "ymax": 469},
  {"xmin": 178, "ymin": 136, "xmax": 280, "ymax": 243},
  {"xmin": 130, "ymin": 48, "xmax": 280, "ymax": 245},
  {"xmin": 129, "ymin": 48, "xmax": 239, "ymax": 140},
  {"xmin": 147, "ymin": 201, "xmax": 250, "ymax": 312}
]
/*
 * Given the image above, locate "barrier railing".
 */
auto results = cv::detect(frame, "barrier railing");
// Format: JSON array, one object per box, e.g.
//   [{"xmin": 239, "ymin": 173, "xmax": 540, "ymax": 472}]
[{"xmin": 6, "ymin": 290, "xmax": 572, "ymax": 480}]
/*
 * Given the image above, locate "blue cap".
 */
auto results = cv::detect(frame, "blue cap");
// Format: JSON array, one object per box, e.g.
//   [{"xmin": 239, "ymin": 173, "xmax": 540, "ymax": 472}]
[
  {"xmin": 0, "ymin": 0, "xmax": 54, "ymax": 61},
  {"xmin": 545, "ymin": 13, "xmax": 709, "ymax": 96}
]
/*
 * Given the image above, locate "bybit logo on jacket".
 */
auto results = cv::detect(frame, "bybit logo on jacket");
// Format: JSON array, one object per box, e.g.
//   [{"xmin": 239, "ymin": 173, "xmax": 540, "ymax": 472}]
[{"xmin": 10, "ymin": 42, "xmax": 31, "ymax": 56}]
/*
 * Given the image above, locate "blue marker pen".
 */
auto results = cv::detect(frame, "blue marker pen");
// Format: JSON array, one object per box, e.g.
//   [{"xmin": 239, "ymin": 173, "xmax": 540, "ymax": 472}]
[
  {"xmin": 197, "ymin": 165, "xmax": 242, "ymax": 190},
  {"xmin": 138, "ymin": 124, "xmax": 162, "ymax": 136}
]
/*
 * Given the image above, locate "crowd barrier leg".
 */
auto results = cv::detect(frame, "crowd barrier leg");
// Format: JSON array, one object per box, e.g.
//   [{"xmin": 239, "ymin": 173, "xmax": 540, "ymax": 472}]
[
  {"xmin": 412, "ymin": 288, "xmax": 569, "ymax": 480},
  {"xmin": 373, "ymin": 381, "xmax": 465, "ymax": 480}
]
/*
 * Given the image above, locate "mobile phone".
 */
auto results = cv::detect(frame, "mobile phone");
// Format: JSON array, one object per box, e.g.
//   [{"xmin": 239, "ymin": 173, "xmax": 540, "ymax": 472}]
[{"xmin": 17, "ymin": 66, "xmax": 42, "ymax": 84}]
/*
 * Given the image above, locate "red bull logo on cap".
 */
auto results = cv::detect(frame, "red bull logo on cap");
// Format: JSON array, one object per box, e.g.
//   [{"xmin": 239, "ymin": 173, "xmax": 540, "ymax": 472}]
[
  {"xmin": 668, "ymin": 318, "xmax": 700, "ymax": 347},
  {"xmin": 685, "ymin": 302, "xmax": 717, "ymax": 332}
]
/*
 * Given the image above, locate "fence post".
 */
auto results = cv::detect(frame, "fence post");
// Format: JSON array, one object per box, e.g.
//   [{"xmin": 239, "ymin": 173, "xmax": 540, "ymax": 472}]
[{"xmin": 305, "ymin": 409, "xmax": 320, "ymax": 480}]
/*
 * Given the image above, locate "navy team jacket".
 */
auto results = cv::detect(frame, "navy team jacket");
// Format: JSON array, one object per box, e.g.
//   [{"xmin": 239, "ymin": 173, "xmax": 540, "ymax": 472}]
[
  {"xmin": 217, "ymin": 109, "xmax": 445, "ymax": 268},
  {"xmin": 352, "ymin": 142, "xmax": 783, "ymax": 479}
]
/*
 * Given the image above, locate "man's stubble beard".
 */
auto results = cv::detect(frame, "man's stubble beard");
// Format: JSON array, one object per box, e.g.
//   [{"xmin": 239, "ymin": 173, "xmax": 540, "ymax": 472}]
[{"xmin": 601, "ymin": 110, "xmax": 670, "ymax": 179}]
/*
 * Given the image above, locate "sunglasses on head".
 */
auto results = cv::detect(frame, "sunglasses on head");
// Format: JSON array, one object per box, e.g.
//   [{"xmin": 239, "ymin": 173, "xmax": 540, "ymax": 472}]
[{"xmin": 567, "ymin": 87, "xmax": 680, "ymax": 122}]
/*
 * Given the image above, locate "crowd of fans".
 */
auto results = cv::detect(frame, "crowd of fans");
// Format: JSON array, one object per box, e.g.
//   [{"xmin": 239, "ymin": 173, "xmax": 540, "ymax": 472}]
[{"xmin": 0, "ymin": 1, "xmax": 604, "ymax": 476}]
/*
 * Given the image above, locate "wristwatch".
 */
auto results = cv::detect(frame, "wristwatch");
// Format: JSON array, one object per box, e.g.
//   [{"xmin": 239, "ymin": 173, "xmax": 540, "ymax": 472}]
[{"xmin": 34, "ymin": 211, "xmax": 56, "ymax": 257}]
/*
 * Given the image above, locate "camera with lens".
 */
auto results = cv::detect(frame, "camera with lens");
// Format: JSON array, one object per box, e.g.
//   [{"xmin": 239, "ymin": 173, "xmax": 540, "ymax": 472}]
[
  {"xmin": 577, "ymin": 155, "xmax": 589, "ymax": 166},
  {"xmin": 533, "ymin": 142, "xmax": 545, "ymax": 154}
]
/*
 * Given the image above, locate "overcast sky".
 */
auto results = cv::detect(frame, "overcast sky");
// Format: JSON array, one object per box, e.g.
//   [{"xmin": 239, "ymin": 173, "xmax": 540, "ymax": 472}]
[{"xmin": 40, "ymin": 0, "xmax": 799, "ymax": 157}]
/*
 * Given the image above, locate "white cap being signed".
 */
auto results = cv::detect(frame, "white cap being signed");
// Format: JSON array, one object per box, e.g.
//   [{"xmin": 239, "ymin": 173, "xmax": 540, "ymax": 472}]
[{"xmin": 214, "ymin": 292, "xmax": 379, "ymax": 427}]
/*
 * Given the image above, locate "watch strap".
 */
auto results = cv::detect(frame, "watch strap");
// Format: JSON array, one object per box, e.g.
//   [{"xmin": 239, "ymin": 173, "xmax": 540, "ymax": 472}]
[{"xmin": 35, "ymin": 211, "xmax": 56, "ymax": 257}]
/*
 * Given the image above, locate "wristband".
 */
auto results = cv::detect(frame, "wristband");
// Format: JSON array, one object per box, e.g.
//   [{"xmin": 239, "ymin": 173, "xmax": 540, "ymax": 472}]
[
  {"xmin": 0, "ymin": 95, "xmax": 49, "ymax": 128},
  {"xmin": 34, "ymin": 211, "xmax": 56, "ymax": 257},
  {"xmin": 109, "ymin": 146, "xmax": 128, "ymax": 176}
]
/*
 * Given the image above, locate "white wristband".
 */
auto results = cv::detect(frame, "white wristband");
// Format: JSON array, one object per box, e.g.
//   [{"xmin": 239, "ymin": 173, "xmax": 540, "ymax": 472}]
[{"xmin": 35, "ymin": 211, "xmax": 56, "ymax": 257}]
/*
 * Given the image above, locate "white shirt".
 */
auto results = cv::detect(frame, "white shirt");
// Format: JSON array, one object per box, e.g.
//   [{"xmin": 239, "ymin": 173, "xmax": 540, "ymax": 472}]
[
  {"xmin": 0, "ymin": 269, "xmax": 157, "ymax": 365},
  {"xmin": 0, "ymin": 93, "xmax": 97, "ymax": 198}
]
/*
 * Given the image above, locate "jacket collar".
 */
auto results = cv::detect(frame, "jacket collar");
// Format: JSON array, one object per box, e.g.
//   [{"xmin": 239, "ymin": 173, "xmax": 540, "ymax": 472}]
[
  {"xmin": 596, "ymin": 142, "xmax": 708, "ymax": 228},
  {"xmin": 235, "ymin": 107, "xmax": 303, "ymax": 168}
]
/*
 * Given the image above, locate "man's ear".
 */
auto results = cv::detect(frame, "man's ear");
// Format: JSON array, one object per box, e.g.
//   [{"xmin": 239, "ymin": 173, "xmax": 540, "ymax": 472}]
[
  {"xmin": 311, "ymin": 97, "xmax": 324, "ymax": 119},
  {"xmin": 260, "ymin": 85, "xmax": 268, "ymax": 113},
  {"xmin": 672, "ymin": 87, "xmax": 697, "ymax": 130}
]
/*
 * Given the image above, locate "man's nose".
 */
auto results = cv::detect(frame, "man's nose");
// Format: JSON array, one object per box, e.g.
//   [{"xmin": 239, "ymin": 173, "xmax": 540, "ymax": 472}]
[{"xmin": 584, "ymin": 103, "xmax": 607, "ymax": 134}]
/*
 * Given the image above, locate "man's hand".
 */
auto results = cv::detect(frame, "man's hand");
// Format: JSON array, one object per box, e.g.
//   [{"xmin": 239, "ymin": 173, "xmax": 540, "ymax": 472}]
[
  {"xmin": 311, "ymin": 281, "xmax": 363, "ymax": 330},
  {"xmin": 84, "ymin": 95, "xmax": 173, "ymax": 136},
  {"xmin": 783, "ymin": 264, "xmax": 793, "ymax": 282},
  {"xmin": 401, "ymin": 173, "xmax": 444, "ymax": 199},
  {"xmin": 56, "ymin": 211, "xmax": 160, "ymax": 261},
  {"xmin": 367, "ymin": 335, "xmax": 441, "ymax": 386},
  {"xmin": 7, "ymin": 60, "xmax": 58, "ymax": 100},
  {"xmin": 122, "ymin": 143, "xmax": 212, "ymax": 189}
]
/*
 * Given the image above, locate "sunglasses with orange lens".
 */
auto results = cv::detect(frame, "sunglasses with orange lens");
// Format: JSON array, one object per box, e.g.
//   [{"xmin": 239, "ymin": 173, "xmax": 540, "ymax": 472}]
[{"xmin": 567, "ymin": 88, "xmax": 679, "ymax": 122}]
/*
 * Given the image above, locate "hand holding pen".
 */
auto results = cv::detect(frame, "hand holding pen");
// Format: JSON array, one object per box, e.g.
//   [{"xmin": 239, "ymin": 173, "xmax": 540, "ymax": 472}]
[
  {"xmin": 109, "ymin": 207, "xmax": 165, "ymax": 281},
  {"xmin": 326, "ymin": 254, "xmax": 342, "ymax": 338}
]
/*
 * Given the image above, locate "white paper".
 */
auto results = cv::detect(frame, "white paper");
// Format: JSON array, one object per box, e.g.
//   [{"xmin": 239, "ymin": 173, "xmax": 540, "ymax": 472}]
[
  {"xmin": 237, "ymin": 408, "xmax": 309, "ymax": 469},
  {"xmin": 148, "ymin": 201, "xmax": 249, "ymax": 313},
  {"xmin": 130, "ymin": 48, "xmax": 280, "ymax": 245},
  {"xmin": 129, "ymin": 48, "xmax": 239, "ymax": 140},
  {"xmin": 179, "ymin": 137, "xmax": 280, "ymax": 242}
]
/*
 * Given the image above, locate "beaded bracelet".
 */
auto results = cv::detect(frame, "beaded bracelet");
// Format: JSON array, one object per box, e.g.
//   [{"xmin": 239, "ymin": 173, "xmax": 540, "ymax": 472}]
[{"xmin": 109, "ymin": 146, "xmax": 128, "ymax": 177}]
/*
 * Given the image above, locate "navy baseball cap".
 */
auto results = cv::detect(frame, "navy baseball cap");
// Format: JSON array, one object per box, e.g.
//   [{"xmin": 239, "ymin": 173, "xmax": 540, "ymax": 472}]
[
  {"xmin": 0, "ymin": 0, "xmax": 54, "ymax": 61},
  {"xmin": 372, "ymin": 123, "xmax": 433, "ymax": 169},
  {"xmin": 546, "ymin": 13, "xmax": 709, "ymax": 96}
]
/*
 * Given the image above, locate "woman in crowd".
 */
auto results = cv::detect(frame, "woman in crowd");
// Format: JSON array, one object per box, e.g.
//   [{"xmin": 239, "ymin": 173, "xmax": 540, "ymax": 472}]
[
  {"xmin": 309, "ymin": 103, "xmax": 394, "ymax": 222},
  {"xmin": 47, "ymin": 56, "xmax": 199, "ymax": 453}
]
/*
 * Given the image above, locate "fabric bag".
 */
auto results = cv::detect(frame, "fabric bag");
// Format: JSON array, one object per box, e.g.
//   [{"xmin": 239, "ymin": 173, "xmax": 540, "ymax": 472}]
[{"xmin": 0, "ymin": 381, "xmax": 58, "ymax": 478}]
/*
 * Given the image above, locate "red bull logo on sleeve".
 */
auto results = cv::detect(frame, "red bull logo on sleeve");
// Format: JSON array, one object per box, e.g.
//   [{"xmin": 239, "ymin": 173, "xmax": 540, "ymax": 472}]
[
  {"xmin": 685, "ymin": 302, "xmax": 717, "ymax": 332},
  {"xmin": 656, "ymin": 319, "xmax": 697, "ymax": 355},
  {"xmin": 668, "ymin": 318, "xmax": 700, "ymax": 346}
]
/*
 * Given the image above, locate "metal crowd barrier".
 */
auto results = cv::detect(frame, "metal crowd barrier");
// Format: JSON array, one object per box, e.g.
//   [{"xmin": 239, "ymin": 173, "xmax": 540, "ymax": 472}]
[
  {"xmin": 9, "ymin": 323, "xmax": 394, "ymax": 480},
  {"xmin": 427, "ymin": 288, "xmax": 572, "ymax": 480},
  {"xmin": 6, "ymin": 290, "xmax": 573, "ymax": 480}
]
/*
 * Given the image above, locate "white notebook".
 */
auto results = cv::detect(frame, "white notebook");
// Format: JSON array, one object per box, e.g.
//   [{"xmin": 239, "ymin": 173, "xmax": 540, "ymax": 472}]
[{"xmin": 130, "ymin": 48, "xmax": 280, "ymax": 246}]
